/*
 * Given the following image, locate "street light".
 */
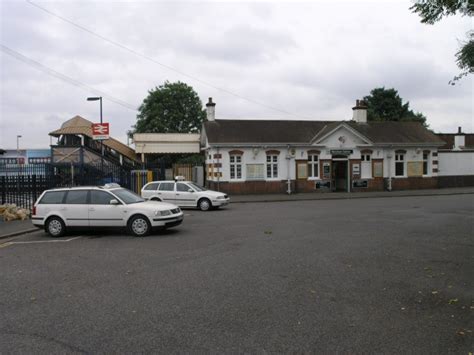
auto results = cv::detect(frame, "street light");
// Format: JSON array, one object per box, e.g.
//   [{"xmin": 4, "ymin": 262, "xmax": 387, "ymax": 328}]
[
  {"xmin": 16, "ymin": 135, "xmax": 22, "ymax": 159},
  {"xmin": 87, "ymin": 96, "xmax": 104, "ymax": 175},
  {"xmin": 86, "ymin": 97, "xmax": 102, "ymax": 124}
]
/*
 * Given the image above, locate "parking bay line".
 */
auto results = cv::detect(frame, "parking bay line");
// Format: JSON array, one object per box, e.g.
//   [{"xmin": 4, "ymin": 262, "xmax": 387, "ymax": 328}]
[{"xmin": 0, "ymin": 236, "xmax": 82, "ymax": 249}]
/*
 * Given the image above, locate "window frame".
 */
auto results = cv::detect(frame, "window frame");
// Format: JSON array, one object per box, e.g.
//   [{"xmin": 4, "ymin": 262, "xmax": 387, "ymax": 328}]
[
  {"xmin": 229, "ymin": 154, "xmax": 242, "ymax": 180},
  {"xmin": 266, "ymin": 154, "xmax": 279, "ymax": 179},
  {"xmin": 307, "ymin": 154, "xmax": 319, "ymax": 179},
  {"xmin": 361, "ymin": 153, "xmax": 372, "ymax": 178},
  {"xmin": 422, "ymin": 152, "xmax": 430, "ymax": 176},
  {"xmin": 395, "ymin": 153, "xmax": 405, "ymax": 177}
]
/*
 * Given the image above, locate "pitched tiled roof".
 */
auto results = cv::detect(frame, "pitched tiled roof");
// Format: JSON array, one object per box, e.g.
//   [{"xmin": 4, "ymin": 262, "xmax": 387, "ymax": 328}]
[
  {"xmin": 204, "ymin": 120, "xmax": 330, "ymax": 144},
  {"xmin": 345, "ymin": 121, "xmax": 445, "ymax": 144},
  {"xmin": 49, "ymin": 115, "xmax": 138, "ymax": 161},
  {"xmin": 204, "ymin": 119, "xmax": 445, "ymax": 145}
]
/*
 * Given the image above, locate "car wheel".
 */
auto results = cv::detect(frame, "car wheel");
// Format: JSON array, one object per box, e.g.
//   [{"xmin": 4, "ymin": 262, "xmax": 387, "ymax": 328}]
[
  {"xmin": 128, "ymin": 215, "xmax": 151, "ymax": 237},
  {"xmin": 198, "ymin": 198, "xmax": 212, "ymax": 211},
  {"xmin": 151, "ymin": 198, "xmax": 161, "ymax": 202},
  {"xmin": 46, "ymin": 216, "xmax": 66, "ymax": 238}
]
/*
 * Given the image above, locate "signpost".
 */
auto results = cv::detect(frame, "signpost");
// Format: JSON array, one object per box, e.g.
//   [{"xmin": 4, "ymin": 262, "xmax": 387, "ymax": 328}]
[{"xmin": 92, "ymin": 123, "xmax": 109, "ymax": 140}]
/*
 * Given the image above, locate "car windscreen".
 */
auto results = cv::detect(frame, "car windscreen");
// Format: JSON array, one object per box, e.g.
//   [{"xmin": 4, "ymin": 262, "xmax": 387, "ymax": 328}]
[
  {"xmin": 188, "ymin": 183, "xmax": 206, "ymax": 192},
  {"xmin": 111, "ymin": 188, "xmax": 145, "ymax": 204}
]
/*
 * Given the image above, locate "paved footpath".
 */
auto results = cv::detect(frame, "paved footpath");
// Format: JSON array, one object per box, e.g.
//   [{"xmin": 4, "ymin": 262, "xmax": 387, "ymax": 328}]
[{"xmin": 1, "ymin": 186, "xmax": 473, "ymax": 239}]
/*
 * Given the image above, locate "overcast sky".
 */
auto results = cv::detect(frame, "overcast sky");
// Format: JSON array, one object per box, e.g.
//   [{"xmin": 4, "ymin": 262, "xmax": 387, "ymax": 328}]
[{"xmin": 0, "ymin": 0, "xmax": 472, "ymax": 150}]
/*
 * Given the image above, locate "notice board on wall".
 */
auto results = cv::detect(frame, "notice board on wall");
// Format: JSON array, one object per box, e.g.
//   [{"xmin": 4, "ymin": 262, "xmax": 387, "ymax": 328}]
[
  {"xmin": 407, "ymin": 161, "xmax": 423, "ymax": 177},
  {"xmin": 373, "ymin": 162, "xmax": 383, "ymax": 177},
  {"xmin": 297, "ymin": 162, "xmax": 308, "ymax": 179}
]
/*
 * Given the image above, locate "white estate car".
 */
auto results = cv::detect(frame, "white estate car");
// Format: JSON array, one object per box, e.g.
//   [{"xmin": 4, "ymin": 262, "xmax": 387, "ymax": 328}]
[
  {"xmin": 141, "ymin": 180, "xmax": 230, "ymax": 211},
  {"xmin": 32, "ymin": 184, "xmax": 184, "ymax": 237}
]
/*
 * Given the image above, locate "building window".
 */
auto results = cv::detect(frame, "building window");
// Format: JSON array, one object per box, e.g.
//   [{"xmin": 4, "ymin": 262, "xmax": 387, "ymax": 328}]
[
  {"xmin": 28, "ymin": 157, "xmax": 51, "ymax": 164},
  {"xmin": 0, "ymin": 158, "xmax": 18, "ymax": 164},
  {"xmin": 361, "ymin": 154, "xmax": 372, "ymax": 178},
  {"xmin": 266, "ymin": 155, "xmax": 278, "ymax": 178},
  {"xmin": 423, "ymin": 152, "xmax": 429, "ymax": 175},
  {"xmin": 308, "ymin": 154, "xmax": 319, "ymax": 178},
  {"xmin": 395, "ymin": 153, "xmax": 405, "ymax": 176},
  {"xmin": 230, "ymin": 155, "xmax": 242, "ymax": 179}
]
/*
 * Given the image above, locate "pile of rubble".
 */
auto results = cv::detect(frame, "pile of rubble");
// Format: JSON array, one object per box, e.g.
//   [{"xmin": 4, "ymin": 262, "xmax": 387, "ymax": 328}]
[{"xmin": 0, "ymin": 204, "xmax": 31, "ymax": 222}]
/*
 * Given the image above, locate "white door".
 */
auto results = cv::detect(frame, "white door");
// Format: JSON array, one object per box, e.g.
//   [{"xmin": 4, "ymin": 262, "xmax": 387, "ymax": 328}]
[
  {"xmin": 63, "ymin": 190, "xmax": 89, "ymax": 227},
  {"xmin": 157, "ymin": 182, "xmax": 176, "ymax": 203},
  {"xmin": 175, "ymin": 182, "xmax": 197, "ymax": 207},
  {"xmin": 89, "ymin": 190, "xmax": 125, "ymax": 227}
]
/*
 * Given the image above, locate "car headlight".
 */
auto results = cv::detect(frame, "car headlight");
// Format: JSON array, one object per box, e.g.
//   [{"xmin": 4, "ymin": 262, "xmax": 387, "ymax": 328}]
[{"xmin": 155, "ymin": 210, "xmax": 172, "ymax": 216}]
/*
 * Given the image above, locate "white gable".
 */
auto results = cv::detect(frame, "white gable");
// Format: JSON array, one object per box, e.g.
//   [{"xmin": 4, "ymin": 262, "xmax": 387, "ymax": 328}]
[{"xmin": 315, "ymin": 125, "xmax": 370, "ymax": 148}]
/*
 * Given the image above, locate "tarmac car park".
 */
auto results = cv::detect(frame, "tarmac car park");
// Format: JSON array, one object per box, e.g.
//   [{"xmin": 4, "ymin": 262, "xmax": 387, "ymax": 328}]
[
  {"xmin": 141, "ymin": 179, "xmax": 230, "ymax": 211},
  {"xmin": 31, "ymin": 184, "xmax": 183, "ymax": 237}
]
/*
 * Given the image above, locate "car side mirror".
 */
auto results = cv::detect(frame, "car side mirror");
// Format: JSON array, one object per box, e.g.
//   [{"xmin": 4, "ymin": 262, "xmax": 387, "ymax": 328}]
[
  {"xmin": 110, "ymin": 199, "xmax": 120, "ymax": 205},
  {"xmin": 188, "ymin": 189, "xmax": 194, "ymax": 193}
]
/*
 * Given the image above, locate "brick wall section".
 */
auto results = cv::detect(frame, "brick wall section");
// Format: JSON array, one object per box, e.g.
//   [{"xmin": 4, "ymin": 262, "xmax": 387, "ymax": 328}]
[
  {"xmin": 207, "ymin": 180, "xmax": 295, "ymax": 194},
  {"xmin": 352, "ymin": 179, "xmax": 384, "ymax": 192},
  {"xmin": 438, "ymin": 175, "xmax": 474, "ymax": 188},
  {"xmin": 389, "ymin": 177, "xmax": 438, "ymax": 190}
]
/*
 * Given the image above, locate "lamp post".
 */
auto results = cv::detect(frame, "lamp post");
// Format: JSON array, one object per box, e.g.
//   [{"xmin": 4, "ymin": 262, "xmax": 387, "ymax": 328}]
[
  {"xmin": 87, "ymin": 96, "xmax": 104, "ymax": 176},
  {"xmin": 16, "ymin": 135, "xmax": 22, "ymax": 162}
]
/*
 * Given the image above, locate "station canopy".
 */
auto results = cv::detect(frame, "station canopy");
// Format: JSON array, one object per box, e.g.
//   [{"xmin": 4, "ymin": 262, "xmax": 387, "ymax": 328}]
[{"xmin": 133, "ymin": 133, "xmax": 201, "ymax": 154}]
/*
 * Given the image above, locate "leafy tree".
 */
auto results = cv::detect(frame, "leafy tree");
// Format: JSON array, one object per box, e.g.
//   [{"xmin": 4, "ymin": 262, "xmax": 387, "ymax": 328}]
[
  {"xmin": 363, "ymin": 87, "xmax": 427, "ymax": 126},
  {"xmin": 133, "ymin": 81, "xmax": 206, "ymax": 133},
  {"xmin": 410, "ymin": 0, "xmax": 473, "ymax": 84}
]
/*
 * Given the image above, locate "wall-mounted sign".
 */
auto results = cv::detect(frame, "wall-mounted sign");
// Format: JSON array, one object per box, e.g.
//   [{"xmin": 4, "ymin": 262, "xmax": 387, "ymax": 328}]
[
  {"xmin": 330, "ymin": 149, "xmax": 353, "ymax": 156},
  {"xmin": 92, "ymin": 123, "xmax": 110, "ymax": 140},
  {"xmin": 353, "ymin": 180, "xmax": 368, "ymax": 188},
  {"xmin": 316, "ymin": 180, "xmax": 331, "ymax": 189},
  {"xmin": 352, "ymin": 163, "xmax": 360, "ymax": 175},
  {"xmin": 323, "ymin": 162, "xmax": 331, "ymax": 178}
]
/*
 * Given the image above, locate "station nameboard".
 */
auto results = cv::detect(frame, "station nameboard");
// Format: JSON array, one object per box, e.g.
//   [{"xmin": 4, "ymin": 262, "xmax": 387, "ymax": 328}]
[{"xmin": 330, "ymin": 149, "xmax": 353, "ymax": 156}]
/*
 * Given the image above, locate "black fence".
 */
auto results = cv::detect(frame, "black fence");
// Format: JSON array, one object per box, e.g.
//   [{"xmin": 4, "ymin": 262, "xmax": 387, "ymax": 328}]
[{"xmin": 0, "ymin": 162, "xmax": 167, "ymax": 211}]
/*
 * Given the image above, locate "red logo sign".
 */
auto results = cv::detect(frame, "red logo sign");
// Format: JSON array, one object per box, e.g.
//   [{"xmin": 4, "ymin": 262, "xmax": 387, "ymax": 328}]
[{"xmin": 92, "ymin": 123, "xmax": 109, "ymax": 140}]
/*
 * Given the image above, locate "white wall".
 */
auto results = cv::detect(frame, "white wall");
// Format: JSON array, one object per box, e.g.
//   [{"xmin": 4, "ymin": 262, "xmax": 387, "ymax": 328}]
[
  {"xmin": 206, "ymin": 146, "xmax": 442, "ymax": 181},
  {"xmin": 438, "ymin": 152, "xmax": 474, "ymax": 176}
]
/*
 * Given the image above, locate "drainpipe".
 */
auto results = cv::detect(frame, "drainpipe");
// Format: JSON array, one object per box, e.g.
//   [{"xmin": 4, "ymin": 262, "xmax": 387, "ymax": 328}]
[
  {"xmin": 387, "ymin": 148, "xmax": 392, "ymax": 191},
  {"xmin": 286, "ymin": 145, "xmax": 292, "ymax": 194},
  {"xmin": 216, "ymin": 147, "xmax": 220, "ymax": 192}
]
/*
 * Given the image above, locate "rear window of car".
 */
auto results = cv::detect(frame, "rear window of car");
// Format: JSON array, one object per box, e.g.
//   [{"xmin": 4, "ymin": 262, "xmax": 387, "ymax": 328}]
[
  {"xmin": 64, "ymin": 190, "xmax": 88, "ymax": 204},
  {"xmin": 39, "ymin": 191, "xmax": 66, "ymax": 204},
  {"xmin": 158, "ymin": 182, "xmax": 174, "ymax": 191},
  {"xmin": 144, "ymin": 182, "xmax": 159, "ymax": 191}
]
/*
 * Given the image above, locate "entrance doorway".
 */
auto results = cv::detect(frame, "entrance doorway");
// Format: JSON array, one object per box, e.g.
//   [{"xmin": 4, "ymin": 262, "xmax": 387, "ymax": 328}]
[{"xmin": 332, "ymin": 160, "xmax": 349, "ymax": 192}]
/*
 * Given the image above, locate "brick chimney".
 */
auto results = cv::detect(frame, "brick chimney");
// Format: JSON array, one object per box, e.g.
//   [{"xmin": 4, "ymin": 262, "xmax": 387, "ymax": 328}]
[
  {"xmin": 206, "ymin": 97, "xmax": 216, "ymax": 121},
  {"xmin": 352, "ymin": 99, "xmax": 368, "ymax": 123}
]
